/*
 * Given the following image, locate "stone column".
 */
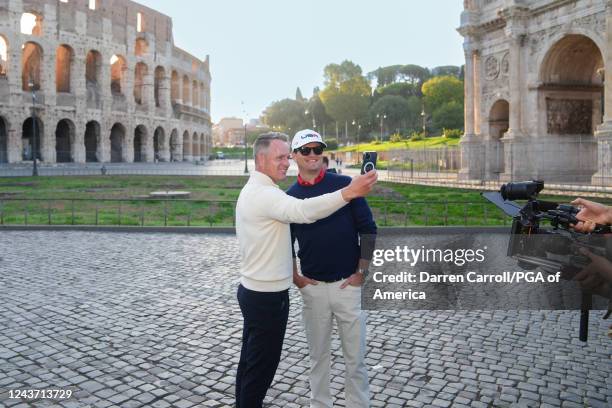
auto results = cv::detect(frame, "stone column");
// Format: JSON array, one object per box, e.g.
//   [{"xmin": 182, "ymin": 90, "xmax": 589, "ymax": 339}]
[
  {"xmin": 73, "ymin": 51, "xmax": 87, "ymax": 164},
  {"xmin": 592, "ymin": 5, "xmax": 612, "ymax": 185},
  {"xmin": 100, "ymin": 59, "xmax": 112, "ymax": 163},
  {"xmin": 176, "ymin": 73, "xmax": 183, "ymax": 105},
  {"xmin": 161, "ymin": 131, "xmax": 171, "ymax": 162},
  {"xmin": 499, "ymin": 28, "xmax": 526, "ymax": 182},
  {"xmin": 161, "ymin": 73, "xmax": 172, "ymax": 116},
  {"xmin": 145, "ymin": 127, "xmax": 155, "ymax": 163},
  {"xmin": 7, "ymin": 128, "xmax": 20, "ymax": 163},
  {"xmin": 125, "ymin": 61, "xmax": 135, "ymax": 114},
  {"xmin": 73, "ymin": 121, "xmax": 86, "ymax": 163},
  {"xmin": 458, "ymin": 42, "xmax": 483, "ymax": 180},
  {"xmin": 464, "ymin": 47, "xmax": 475, "ymax": 136},
  {"xmin": 144, "ymin": 67, "xmax": 154, "ymax": 115},
  {"xmin": 184, "ymin": 79, "xmax": 191, "ymax": 107},
  {"xmin": 505, "ymin": 35, "xmax": 524, "ymax": 138}
]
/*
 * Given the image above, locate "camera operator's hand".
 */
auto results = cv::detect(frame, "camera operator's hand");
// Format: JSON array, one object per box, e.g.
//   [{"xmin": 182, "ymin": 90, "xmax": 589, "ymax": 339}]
[
  {"xmin": 575, "ymin": 248, "xmax": 612, "ymax": 299},
  {"xmin": 577, "ymin": 248, "xmax": 612, "ymax": 283},
  {"xmin": 570, "ymin": 198, "xmax": 612, "ymax": 233}
]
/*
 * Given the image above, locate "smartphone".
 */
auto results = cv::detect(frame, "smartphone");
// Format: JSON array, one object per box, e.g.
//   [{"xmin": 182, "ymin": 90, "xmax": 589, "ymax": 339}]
[{"xmin": 360, "ymin": 151, "xmax": 377, "ymax": 174}]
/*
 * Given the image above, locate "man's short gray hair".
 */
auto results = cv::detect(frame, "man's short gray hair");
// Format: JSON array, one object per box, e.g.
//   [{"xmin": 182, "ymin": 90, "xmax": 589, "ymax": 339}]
[{"xmin": 253, "ymin": 132, "xmax": 289, "ymax": 159}]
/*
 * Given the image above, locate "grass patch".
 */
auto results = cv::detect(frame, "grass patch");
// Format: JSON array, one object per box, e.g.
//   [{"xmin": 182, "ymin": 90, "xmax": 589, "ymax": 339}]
[
  {"xmin": 335, "ymin": 136, "xmax": 460, "ymax": 153},
  {"xmin": 0, "ymin": 175, "xmax": 604, "ymax": 227}
]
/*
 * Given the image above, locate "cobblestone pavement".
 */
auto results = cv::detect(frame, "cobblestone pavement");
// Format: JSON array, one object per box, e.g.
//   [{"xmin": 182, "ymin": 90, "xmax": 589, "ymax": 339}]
[{"xmin": 0, "ymin": 231, "xmax": 610, "ymax": 408}]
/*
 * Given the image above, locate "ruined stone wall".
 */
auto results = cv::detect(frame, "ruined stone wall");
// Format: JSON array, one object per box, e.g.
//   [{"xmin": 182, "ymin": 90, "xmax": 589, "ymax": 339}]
[{"xmin": 0, "ymin": 0, "xmax": 212, "ymax": 164}]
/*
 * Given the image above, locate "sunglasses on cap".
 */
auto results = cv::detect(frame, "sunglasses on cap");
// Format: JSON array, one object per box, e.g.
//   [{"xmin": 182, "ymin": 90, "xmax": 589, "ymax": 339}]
[{"xmin": 294, "ymin": 145, "xmax": 324, "ymax": 156}]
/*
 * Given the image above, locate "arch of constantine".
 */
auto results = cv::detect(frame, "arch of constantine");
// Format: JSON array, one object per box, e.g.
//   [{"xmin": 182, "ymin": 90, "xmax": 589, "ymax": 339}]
[
  {"xmin": 459, "ymin": 0, "xmax": 612, "ymax": 185},
  {"xmin": 0, "ymin": 0, "xmax": 211, "ymax": 165}
]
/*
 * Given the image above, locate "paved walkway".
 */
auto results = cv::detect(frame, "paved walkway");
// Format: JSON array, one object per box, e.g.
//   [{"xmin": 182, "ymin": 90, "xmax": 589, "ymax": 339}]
[{"xmin": 0, "ymin": 231, "xmax": 610, "ymax": 408}]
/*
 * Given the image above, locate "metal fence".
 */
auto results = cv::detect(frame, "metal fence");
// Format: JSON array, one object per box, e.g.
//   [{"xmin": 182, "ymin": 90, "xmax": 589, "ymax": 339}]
[
  {"xmin": 383, "ymin": 140, "xmax": 612, "ymax": 189},
  {"xmin": 386, "ymin": 147, "xmax": 460, "ymax": 183},
  {"xmin": 0, "ymin": 197, "xmax": 511, "ymax": 228}
]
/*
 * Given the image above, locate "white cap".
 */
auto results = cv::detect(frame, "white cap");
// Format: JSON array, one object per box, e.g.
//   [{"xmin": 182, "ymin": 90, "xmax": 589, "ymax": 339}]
[{"xmin": 291, "ymin": 129, "xmax": 327, "ymax": 151}]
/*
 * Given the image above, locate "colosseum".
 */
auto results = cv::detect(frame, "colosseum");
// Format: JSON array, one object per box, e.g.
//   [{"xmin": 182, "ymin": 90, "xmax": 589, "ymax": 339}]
[{"xmin": 0, "ymin": 0, "xmax": 211, "ymax": 165}]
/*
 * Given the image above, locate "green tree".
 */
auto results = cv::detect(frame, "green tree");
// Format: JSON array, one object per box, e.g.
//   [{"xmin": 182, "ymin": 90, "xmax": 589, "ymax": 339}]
[
  {"xmin": 373, "ymin": 82, "xmax": 419, "ymax": 101},
  {"xmin": 368, "ymin": 95, "xmax": 410, "ymax": 134},
  {"xmin": 261, "ymin": 98, "xmax": 308, "ymax": 133},
  {"xmin": 368, "ymin": 64, "xmax": 430, "ymax": 89},
  {"xmin": 307, "ymin": 90, "xmax": 332, "ymax": 131},
  {"xmin": 404, "ymin": 95, "xmax": 424, "ymax": 133},
  {"xmin": 431, "ymin": 65, "xmax": 462, "ymax": 78},
  {"xmin": 369, "ymin": 65, "xmax": 403, "ymax": 87},
  {"xmin": 398, "ymin": 64, "xmax": 430, "ymax": 87},
  {"xmin": 323, "ymin": 60, "xmax": 363, "ymax": 86},
  {"xmin": 421, "ymin": 75, "xmax": 463, "ymax": 113},
  {"xmin": 319, "ymin": 60, "xmax": 371, "ymax": 141},
  {"xmin": 296, "ymin": 87, "xmax": 304, "ymax": 102},
  {"xmin": 431, "ymin": 101, "xmax": 464, "ymax": 134}
]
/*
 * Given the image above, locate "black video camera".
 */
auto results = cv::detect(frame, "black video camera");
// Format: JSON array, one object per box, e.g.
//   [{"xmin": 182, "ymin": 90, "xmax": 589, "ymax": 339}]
[{"xmin": 483, "ymin": 181, "xmax": 611, "ymax": 341}]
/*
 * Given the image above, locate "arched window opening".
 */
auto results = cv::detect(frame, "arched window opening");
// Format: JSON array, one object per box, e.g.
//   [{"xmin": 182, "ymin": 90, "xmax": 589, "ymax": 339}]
[
  {"xmin": 0, "ymin": 36, "xmax": 8, "ymax": 76},
  {"xmin": 135, "ymin": 38, "xmax": 148, "ymax": 57},
  {"xmin": 154, "ymin": 66, "xmax": 165, "ymax": 108},
  {"xmin": 21, "ymin": 13, "xmax": 43, "ymax": 36},
  {"xmin": 22, "ymin": 42, "xmax": 42, "ymax": 91},
  {"xmin": 182, "ymin": 75, "xmax": 190, "ymax": 105},
  {"xmin": 136, "ymin": 12, "xmax": 144, "ymax": 33},
  {"xmin": 171, "ymin": 70, "xmax": 179, "ymax": 103},
  {"xmin": 134, "ymin": 62, "xmax": 147, "ymax": 105},
  {"xmin": 56, "ymin": 45, "xmax": 73, "ymax": 93},
  {"xmin": 110, "ymin": 54, "xmax": 126, "ymax": 95}
]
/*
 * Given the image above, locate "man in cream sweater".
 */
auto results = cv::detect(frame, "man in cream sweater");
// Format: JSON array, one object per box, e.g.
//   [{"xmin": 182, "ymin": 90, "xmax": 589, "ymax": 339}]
[{"xmin": 235, "ymin": 133, "xmax": 377, "ymax": 407}]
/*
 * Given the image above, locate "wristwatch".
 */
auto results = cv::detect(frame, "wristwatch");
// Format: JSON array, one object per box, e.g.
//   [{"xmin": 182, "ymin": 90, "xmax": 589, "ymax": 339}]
[{"xmin": 358, "ymin": 267, "xmax": 369, "ymax": 279}]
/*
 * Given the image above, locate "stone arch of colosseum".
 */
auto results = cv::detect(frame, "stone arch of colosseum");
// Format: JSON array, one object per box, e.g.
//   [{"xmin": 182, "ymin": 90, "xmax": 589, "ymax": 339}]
[
  {"xmin": 110, "ymin": 122, "xmax": 126, "ymax": 163},
  {"xmin": 85, "ymin": 120, "xmax": 101, "ymax": 163},
  {"xmin": 55, "ymin": 44, "xmax": 74, "ymax": 93},
  {"xmin": 22, "ymin": 41, "xmax": 43, "ymax": 91},
  {"xmin": 0, "ymin": 0, "xmax": 212, "ymax": 166},
  {"xmin": 22, "ymin": 116, "xmax": 43, "ymax": 161},
  {"xmin": 0, "ymin": 116, "xmax": 9, "ymax": 163},
  {"xmin": 133, "ymin": 124, "xmax": 149, "ymax": 162},
  {"xmin": 182, "ymin": 130, "xmax": 191, "ymax": 161},
  {"xmin": 169, "ymin": 128, "xmax": 180, "ymax": 161},
  {"xmin": 55, "ymin": 118, "xmax": 76, "ymax": 163}
]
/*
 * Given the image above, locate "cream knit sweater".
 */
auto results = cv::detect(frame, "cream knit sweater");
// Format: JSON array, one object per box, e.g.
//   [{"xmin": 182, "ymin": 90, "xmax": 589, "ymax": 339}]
[{"xmin": 236, "ymin": 171, "xmax": 348, "ymax": 292}]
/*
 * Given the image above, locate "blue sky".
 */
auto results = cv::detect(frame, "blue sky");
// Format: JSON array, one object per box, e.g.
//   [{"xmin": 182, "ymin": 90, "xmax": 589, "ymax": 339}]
[{"xmin": 136, "ymin": 0, "xmax": 465, "ymax": 123}]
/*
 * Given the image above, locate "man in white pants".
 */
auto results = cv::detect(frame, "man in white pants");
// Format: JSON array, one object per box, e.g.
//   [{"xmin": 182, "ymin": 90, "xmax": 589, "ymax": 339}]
[
  {"xmin": 288, "ymin": 129, "xmax": 376, "ymax": 408},
  {"xmin": 235, "ymin": 132, "xmax": 377, "ymax": 408}
]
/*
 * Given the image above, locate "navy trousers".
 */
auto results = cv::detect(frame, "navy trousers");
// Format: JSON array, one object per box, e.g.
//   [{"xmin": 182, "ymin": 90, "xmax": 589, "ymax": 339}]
[{"xmin": 236, "ymin": 284, "xmax": 289, "ymax": 408}]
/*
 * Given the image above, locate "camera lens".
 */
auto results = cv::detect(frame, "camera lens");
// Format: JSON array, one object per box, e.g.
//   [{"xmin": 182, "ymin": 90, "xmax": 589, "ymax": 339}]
[{"xmin": 501, "ymin": 181, "xmax": 544, "ymax": 200}]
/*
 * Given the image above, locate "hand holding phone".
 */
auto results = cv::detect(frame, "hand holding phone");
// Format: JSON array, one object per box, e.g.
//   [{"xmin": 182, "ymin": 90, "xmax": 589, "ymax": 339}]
[{"xmin": 361, "ymin": 151, "xmax": 377, "ymax": 174}]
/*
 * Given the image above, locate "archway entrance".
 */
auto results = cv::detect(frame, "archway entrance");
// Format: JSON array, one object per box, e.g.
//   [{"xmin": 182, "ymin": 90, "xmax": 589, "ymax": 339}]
[
  {"xmin": 154, "ymin": 127, "xmax": 165, "ymax": 161},
  {"xmin": 540, "ymin": 34, "xmax": 603, "ymax": 135},
  {"xmin": 85, "ymin": 121, "xmax": 100, "ymax": 162},
  {"xmin": 170, "ymin": 129, "xmax": 179, "ymax": 161},
  {"xmin": 0, "ymin": 117, "xmax": 7, "ymax": 163},
  {"xmin": 538, "ymin": 34, "xmax": 603, "ymax": 181},
  {"xmin": 110, "ymin": 123, "xmax": 125, "ymax": 163},
  {"xmin": 22, "ymin": 117, "xmax": 42, "ymax": 161},
  {"xmin": 134, "ymin": 125, "xmax": 147, "ymax": 162},
  {"xmin": 182, "ymin": 130, "xmax": 191, "ymax": 160},
  {"xmin": 488, "ymin": 100, "xmax": 509, "ymax": 176},
  {"xmin": 55, "ymin": 119, "xmax": 74, "ymax": 162}
]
